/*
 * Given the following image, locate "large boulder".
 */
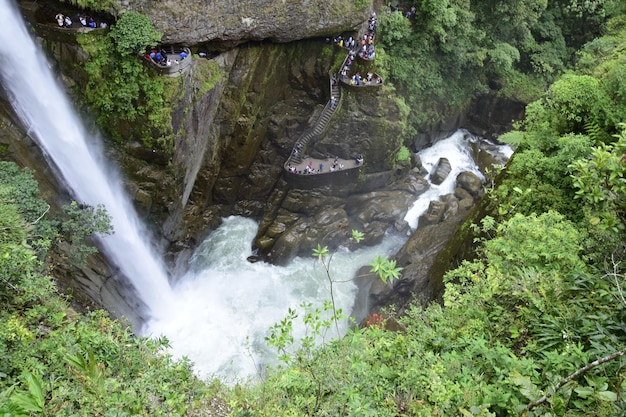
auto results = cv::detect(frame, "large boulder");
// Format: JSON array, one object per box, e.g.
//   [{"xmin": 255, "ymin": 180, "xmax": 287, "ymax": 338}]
[
  {"xmin": 267, "ymin": 207, "xmax": 350, "ymax": 264},
  {"xmin": 456, "ymin": 171, "xmax": 483, "ymax": 197},
  {"xmin": 430, "ymin": 157, "xmax": 451, "ymax": 185}
]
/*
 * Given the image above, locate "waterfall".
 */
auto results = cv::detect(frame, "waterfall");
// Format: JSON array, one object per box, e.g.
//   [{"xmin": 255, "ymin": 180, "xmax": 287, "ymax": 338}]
[{"xmin": 0, "ymin": 0, "xmax": 174, "ymax": 317}]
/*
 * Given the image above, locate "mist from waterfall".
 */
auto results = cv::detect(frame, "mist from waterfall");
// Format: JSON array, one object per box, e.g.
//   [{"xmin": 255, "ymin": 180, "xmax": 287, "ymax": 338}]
[
  {"xmin": 0, "ymin": 0, "xmax": 174, "ymax": 316},
  {"xmin": 0, "ymin": 0, "xmax": 512, "ymax": 384}
]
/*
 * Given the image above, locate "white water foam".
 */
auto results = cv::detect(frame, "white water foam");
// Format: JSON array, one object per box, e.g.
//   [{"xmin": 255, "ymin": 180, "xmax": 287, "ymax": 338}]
[
  {"xmin": 404, "ymin": 130, "xmax": 511, "ymax": 229},
  {"xmin": 144, "ymin": 216, "xmax": 406, "ymax": 383}
]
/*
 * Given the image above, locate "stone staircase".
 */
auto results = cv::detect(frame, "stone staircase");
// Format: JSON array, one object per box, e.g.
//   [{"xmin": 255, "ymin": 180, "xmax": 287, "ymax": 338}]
[
  {"xmin": 287, "ymin": 73, "xmax": 342, "ymax": 165},
  {"xmin": 286, "ymin": 14, "xmax": 377, "ymax": 170}
]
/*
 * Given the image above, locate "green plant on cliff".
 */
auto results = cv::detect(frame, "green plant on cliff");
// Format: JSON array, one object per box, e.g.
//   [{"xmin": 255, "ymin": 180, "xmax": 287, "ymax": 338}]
[
  {"xmin": 109, "ymin": 12, "xmax": 162, "ymax": 55},
  {"xmin": 58, "ymin": 0, "xmax": 119, "ymax": 15},
  {"xmin": 395, "ymin": 144, "xmax": 411, "ymax": 163},
  {"xmin": 77, "ymin": 25, "xmax": 174, "ymax": 149},
  {"xmin": 353, "ymin": 0, "xmax": 369, "ymax": 11},
  {"xmin": 195, "ymin": 58, "xmax": 223, "ymax": 97}
]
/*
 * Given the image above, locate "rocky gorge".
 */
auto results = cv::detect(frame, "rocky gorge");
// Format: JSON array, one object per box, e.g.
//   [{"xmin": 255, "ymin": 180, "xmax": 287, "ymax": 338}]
[{"xmin": 3, "ymin": 0, "xmax": 525, "ymax": 327}]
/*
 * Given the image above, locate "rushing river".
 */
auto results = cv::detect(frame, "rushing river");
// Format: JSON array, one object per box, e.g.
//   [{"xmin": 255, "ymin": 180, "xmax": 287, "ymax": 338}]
[
  {"xmin": 0, "ymin": 0, "xmax": 511, "ymax": 383},
  {"xmin": 143, "ymin": 131, "xmax": 511, "ymax": 382}
]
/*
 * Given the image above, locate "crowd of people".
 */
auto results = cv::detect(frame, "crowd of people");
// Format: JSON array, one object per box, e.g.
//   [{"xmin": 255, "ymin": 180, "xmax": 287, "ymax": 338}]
[
  {"xmin": 332, "ymin": 35, "xmax": 356, "ymax": 50},
  {"xmin": 287, "ymin": 154, "xmax": 362, "ymax": 175},
  {"xmin": 55, "ymin": 12, "xmax": 107, "ymax": 29},
  {"xmin": 145, "ymin": 48, "xmax": 189, "ymax": 67},
  {"xmin": 358, "ymin": 13, "xmax": 377, "ymax": 60},
  {"xmin": 336, "ymin": 13, "xmax": 382, "ymax": 86}
]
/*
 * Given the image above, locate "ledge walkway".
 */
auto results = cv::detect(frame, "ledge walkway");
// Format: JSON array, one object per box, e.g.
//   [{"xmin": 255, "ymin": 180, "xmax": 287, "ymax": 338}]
[{"xmin": 284, "ymin": 12, "xmax": 379, "ymax": 176}]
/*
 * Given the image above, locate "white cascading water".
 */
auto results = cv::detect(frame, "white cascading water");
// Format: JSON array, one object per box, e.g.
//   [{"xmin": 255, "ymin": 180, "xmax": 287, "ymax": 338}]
[
  {"xmin": 144, "ymin": 217, "xmax": 407, "ymax": 382},
  {"xmin": 0, "ymin": 0, "xmax": 174, "ymax": 314},
  {"xmin": 1, "ymin": 0, "xmax": 511, "ymax": 383},
  {"xmin": 404, "ymin": 130, "xmax": 513, "ymax": 229}
]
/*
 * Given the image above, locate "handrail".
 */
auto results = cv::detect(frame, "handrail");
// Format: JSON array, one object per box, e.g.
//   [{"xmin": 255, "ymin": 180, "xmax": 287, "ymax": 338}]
[
  {"xmin": 283, "ymin": 13, "xmax": 377, "ymax": 178},
  {"xmin": 284, "ymin": 70, "xmax": 342, "ymax": 168}
]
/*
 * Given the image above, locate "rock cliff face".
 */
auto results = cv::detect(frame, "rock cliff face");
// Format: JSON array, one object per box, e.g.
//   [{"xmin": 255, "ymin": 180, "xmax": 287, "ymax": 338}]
[{"xmin": 117, "ymin": 0, "xmax": 371, "ymax": 48}]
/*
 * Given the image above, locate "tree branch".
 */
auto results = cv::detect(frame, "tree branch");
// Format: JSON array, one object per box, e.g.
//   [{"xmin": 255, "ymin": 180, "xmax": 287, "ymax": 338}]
[
  {"xmin": 0, "ymin": 203, "xmax": 50, "ymax": 231},
  {"xmin": 526, "ymin": 347, "xmax": 626, "ymax": 412}
]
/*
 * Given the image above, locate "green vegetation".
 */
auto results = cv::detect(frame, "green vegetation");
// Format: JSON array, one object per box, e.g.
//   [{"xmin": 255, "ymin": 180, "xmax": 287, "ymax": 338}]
[
  {"xmin": 58, "ymin": 0, "xmax": 119, "ymax": 15},
  {"xmin": 376, "ymin": 0, "xmax": 625, "ymax": 134},
  {"xmin": 76, "ymin": 13, "xmax": 176, "ymax": 150},
  {"xmin": 195, "ymin": 58, "xmax": 223, "ymax": 97},
  {"xmin": 353, "ymin": 0, "xmax": 369, "ymax": 11},
  {"xmin": 395, "ymin": 144, "xmax": 411, "ymax": 163},
  {"xmin": 109, "ymin": 12, "xmax": 162, "ymax": 55}
]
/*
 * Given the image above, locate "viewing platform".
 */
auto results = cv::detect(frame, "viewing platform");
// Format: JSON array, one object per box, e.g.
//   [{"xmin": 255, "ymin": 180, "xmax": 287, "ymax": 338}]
[{"xmin": 142, "ymin": 46, "xmax": 192, "ymax": 77}]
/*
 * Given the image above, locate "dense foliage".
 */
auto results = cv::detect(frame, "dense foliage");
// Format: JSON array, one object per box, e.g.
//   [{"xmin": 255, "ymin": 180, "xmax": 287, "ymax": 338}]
[
  {"xmin": 376, "ymin": 0, "xmax": 625, "ymax": 137},
  {"xmin": 76, "ymin": 14, "xmax": 176, "ymax": 149}
]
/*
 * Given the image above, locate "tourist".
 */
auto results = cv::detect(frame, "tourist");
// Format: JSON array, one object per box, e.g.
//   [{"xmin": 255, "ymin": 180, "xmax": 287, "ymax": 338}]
[
  {"xmin": 55, "ymin": 13, "xmax": 64, "ymax": 27},
  {"xmin": 319, "ymin": 163, "xmax": 324, "ymax": 172},
  {"xmin": 179, "ymin": 50, "xmax": 188, "ymax": 60},
  {"xmin": 330, "ymin": 96, "xmax": 336, "ymax": 108},
  {"xmin": 79, "ymin": 16, "xmax": 87, "ymax": 26},
  {"xmin": 99, "ymin": 21, "xmax": 108, "ymax": 29},
  {"xmin": 88, "ymin": 17, "xmax": 96, "ymax": 28}
]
